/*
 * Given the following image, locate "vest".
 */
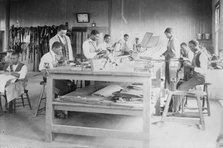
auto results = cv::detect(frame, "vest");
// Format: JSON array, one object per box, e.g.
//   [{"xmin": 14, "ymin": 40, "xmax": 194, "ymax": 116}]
[
  {"xmin": 58, "ymin": 35, "xmax": 69, "ymax": 60},
  {"xmin": 10, "ymin": 62, "xmax": 24, "ymax": 72},
  {"xmin": 9, "ymin": 62, "xmax": 28, "ymax": 87},
  {"xmin": 192, "ymin": 51, "xmax": 201, "ymax": 68}
]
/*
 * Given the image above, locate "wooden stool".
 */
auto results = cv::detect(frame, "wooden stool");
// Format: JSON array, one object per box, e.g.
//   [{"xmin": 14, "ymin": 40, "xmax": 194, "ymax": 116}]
[
  {"xmin": 35, "ymin": 81, "xmax": 46, "ymax": 117},
  {"xmin": 0, "ymin": 95, "xmax": 2, "ymax": 111},
  {"xmin": 202, "ymin": 83, "xmax": 211, "ymax": 116},
  {"xmin": 161, "ymin": 90, "xmax": 207, "ymax": 130}
]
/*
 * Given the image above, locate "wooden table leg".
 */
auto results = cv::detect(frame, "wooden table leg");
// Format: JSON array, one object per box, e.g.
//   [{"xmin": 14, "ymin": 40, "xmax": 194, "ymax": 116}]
[
  {"xmin": 143, "ymin": 78, "xmax": 151, "ymax": 148},
  {"xmin": 45, "ymin": 76, "xmax": 54, "ymax": 142}
]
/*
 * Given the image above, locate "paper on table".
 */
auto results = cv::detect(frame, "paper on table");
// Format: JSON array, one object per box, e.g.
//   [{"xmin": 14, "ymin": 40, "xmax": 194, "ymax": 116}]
[
  {"xmin": 0, "ymin": 74, "xmax": 16, "ymax": 93},
  {"xmin": 92, "ymin": 84, "xmax": 123, "ymax": 97}
]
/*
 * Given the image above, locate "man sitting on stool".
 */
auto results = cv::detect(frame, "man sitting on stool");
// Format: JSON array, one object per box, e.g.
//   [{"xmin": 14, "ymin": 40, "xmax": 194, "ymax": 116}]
[
  {"xmin": 1, "ymin": 51, "xmax": 28, "ymax": 112},
  {"xmin": 175, "ymin": 40, "xmax": 208, "ymax": 112},
  {"xmin": 39, "ymin": 41, "xmax": 76, "ymax": 96},
  {"xmin": 39, "ymin": 42, "xmax": 76, "ymax": 118}
]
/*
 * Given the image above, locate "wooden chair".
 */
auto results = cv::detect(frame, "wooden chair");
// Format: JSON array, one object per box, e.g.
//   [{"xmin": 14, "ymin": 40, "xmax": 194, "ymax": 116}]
[
  {"xmin": 0, "ymin": 89, "xmax": 32, "ymax": 113},
  {"xmin": 35, "ymin": 81, "xmax": 46, "ymax": 117},
  {"xmin": 161, "ymin": 90, "xmax": 207, "ymax": 130},
  {"xmin": 13, "ymin": 89, "xmax": 32, "ymax": 111}
]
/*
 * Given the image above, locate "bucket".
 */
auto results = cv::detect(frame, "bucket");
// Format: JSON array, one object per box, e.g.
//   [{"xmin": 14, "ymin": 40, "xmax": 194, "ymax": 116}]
[
  {"xmin": 197, "ymin": 33, "xmax": 202, "ymax": 40},
  {"xmin": 203, "ymin": 33, "xmax": 211, "ymax": 40}
]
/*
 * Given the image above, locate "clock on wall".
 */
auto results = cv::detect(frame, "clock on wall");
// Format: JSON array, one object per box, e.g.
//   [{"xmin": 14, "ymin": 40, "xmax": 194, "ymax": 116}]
[{"xmin": 76, "ymin": 13, "xmax": 90, "ymax": 23}]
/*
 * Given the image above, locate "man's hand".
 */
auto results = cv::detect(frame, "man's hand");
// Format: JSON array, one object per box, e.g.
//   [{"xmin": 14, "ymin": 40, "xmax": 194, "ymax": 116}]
[
  {"xmin": 10, "ymin": 72, "xmax": 20, "ymax": 78},
  {"xmin": 41, "ymin": 69, "xmax": 49, "ymax": 77},
  {"xmin": 4, "ymin": 71, "xmax": 19, "ymax": 78},
  {"xmin": 183, "ymin": 61, "xmax": 193, "ymax": 68}
]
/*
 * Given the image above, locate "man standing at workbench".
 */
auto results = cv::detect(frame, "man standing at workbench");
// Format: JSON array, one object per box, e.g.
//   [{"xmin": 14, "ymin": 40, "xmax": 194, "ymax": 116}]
[{"xmin": 49, "ymin": 24, "xmax": 74, "ymax": 62}]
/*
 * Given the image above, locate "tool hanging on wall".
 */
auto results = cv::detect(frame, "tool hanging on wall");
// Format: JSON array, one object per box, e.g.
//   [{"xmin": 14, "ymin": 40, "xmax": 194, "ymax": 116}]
[{"xmin": 8, "ymin": 25, "xmax": 61, "ymax": 71}]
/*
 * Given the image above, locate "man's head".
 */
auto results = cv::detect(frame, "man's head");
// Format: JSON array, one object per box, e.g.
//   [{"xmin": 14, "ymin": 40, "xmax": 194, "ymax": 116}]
[
  {"xmin": 52, "ymin": 42, "xmax": 63, "ymax": 55},
  {"xmin": 135, "ymin": 37, "xmax": 139, "ymax": 44},
  {"xmin": 180, "ymin": 42, "xmax": 187, "ymax": 49},
  {"xmin": 104, "ymin": 34, "xmax": 111, "ymax": 44},
  {"xmin": 188, "ymin": 40, "xmax": 199, "ymax": 53},
  {"xmin": 10, "ymin": 52, "xmax": 20, "ymax": 65},
  {"xmin": 57, "ymin": 24, "xmax": 68, "ymax": 38},
  {"xmin": 164, "ymin": 27, "xmax": 173, "ymax": 39},
  {"xmin": 124, "ymin": 34, "xmax": 129, "ymax": 42},
  {"xmin": 89, "ymin": 30, "xmax": 100, "ymax": 41}
]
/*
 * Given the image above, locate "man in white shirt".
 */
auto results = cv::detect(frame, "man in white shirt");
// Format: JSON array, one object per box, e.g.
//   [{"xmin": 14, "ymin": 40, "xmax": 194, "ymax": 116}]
[
  {"xmin": 49, "ymin": 24, "xmax": 74, "ymax": 62},
  {"xmin": 82, "ymin": 30, "xmax": 101, "ymax": 59},
  {"xmin": 39, "ymin": 42, "xmax": 76, "ymax": 96},
  {"xmin": 39, "ymin": 42, "xmax": 64, "ymax": 72},
  {"xmin": 178, "ymin": 40, "xmax": 208, "ymax": 90},
  {"xmin": 1, "ymin": 51, "xmax": 28, "ymax": 112},
  {"xmin": 98, "ymin": 34, "xmax": 112, "ymax": 52},
  {"xmin": 5, "ymin": 52, "xmax": 28, "ymax": 80},
  {"xmin": 174, "ymin": 40, "xmax": 208, "ymax": 112},
  {"xmin": 177, "ymin": 42, "xmax": 194, "ymax": 81},
  {"xmin": 39, "ymin": 42, "xmax": 76, "ymax": 118},
  {"xmin": 98, "ymin": 34, "xmax": 115, "ymax": 64},
  {"xmin": 118, "ymin": 34, "xmax": 132, "ymax": 54}
]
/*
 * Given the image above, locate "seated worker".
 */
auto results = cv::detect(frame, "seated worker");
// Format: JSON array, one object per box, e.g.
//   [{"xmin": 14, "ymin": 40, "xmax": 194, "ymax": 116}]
[
  {"xmin": 174, "ymin": 40, "xmax": 208, "ymax": 112},
  {"xmin": 1, "ymin": 51, "xmax": 28, "ymax": 111},
  {"xmin": 133, "ymin": 37, "xmax": 142, "ymax": 52},
  {"xmin": 98, "ymin": 34, "xmax": 115, "ymax": 63},
  {"xmin": 39, "ymin": 41, "xmax": 76, "ymax": 96},
  {"xmin": 49, "ymin": 24, "xmax": 74, "ymax": 62},
  {"xmin": 83, "ymin": 30, "xmax": 106, "ymax": 60},
  {"xmin": 98, "ymin": 34, "xmax": 112, "ymax": 52},
  {"xmin": 117, "ymin": 34, "xmax": 133, "ymax": 55},
  {"xmin": 177, "ymin": 42, "xmax": 193, "ymax": 81}
]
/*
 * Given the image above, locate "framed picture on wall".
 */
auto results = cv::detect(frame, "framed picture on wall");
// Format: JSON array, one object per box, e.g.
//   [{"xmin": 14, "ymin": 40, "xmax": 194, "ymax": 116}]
[{"xmin": 76, "ymin": 13, "xmax": 90, "ymax": 23}]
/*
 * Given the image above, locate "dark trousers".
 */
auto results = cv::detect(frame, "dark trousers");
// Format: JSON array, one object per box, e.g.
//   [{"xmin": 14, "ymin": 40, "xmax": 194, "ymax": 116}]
[
  {"xmin": 173, "ymin": 72, "xmax": 205, "ymax": 112},
  {"xmin": 43, "ymin": 77, "xmax": 76, "ymax": 96}
]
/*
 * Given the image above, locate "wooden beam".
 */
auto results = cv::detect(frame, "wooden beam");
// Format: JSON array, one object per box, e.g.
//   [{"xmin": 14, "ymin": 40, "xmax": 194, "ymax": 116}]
[
  {"xmin": 52, "ymin": 124, "xmax": 150, "ymax": 141},
  {"xmin": 108, "ymin": 0, "xmax": 112, "ymax": 34},
  {"xmin": 53, "ymin": 102, "xmax": 142, "ymax": 116}
]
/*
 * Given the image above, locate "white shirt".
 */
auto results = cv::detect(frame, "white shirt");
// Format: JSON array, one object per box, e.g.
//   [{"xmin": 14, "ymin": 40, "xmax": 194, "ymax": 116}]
[
  {"xmin": 118, "ymin": 39, "xmax": 133, "ymax": 52},
  {"xmin": 39, "ymin": 51, "xmax": 57, "ymax": 71},
  {"xmin": 98, "ymin": 42, "xmax": 111, "ymax": 51},
  {"xmin": 180, "ymin": 48, "xmax": 193, "ymax": 62},
  {"xmin": 6, "ymin": 63, "xmax": 27, "ymax": 79},
  {"xmin": 49, "ymin": 34, "xmax": 74, "ymax": 61},
  {"xmin": 83, "ymin": 39, "xmax": 98, "ymax": 59}
]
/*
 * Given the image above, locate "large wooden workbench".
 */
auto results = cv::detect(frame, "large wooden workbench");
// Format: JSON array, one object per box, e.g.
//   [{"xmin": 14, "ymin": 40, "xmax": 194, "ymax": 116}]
[{"xmin": 45, "ymin": 66, "xmax": 152, "ymax": 146}]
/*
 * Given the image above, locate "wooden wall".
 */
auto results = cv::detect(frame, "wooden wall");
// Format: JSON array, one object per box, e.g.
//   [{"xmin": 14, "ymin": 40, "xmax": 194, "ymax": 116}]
[
  {"xmin": 0, "ymin": 0, "xmax": 7, "ymax": 51},
  {"xmin": 111, "ymin": 0, "xmax": 212, "ymax": 46},
  {"xmin": 10, "ymin": 0, "xmax": 109, "ymax": 27},
  {"xmin": 9, "ymin": 0, "xmax": 212, "ymax": 50}
]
